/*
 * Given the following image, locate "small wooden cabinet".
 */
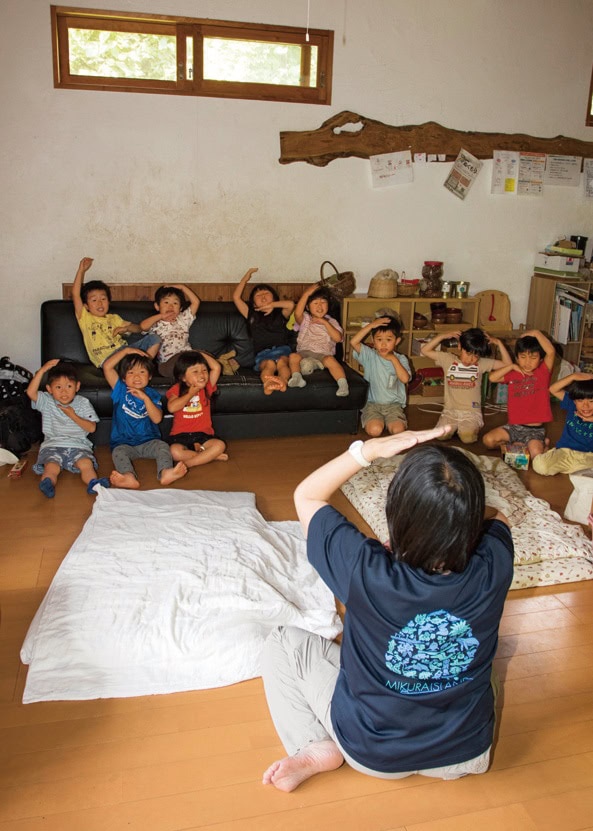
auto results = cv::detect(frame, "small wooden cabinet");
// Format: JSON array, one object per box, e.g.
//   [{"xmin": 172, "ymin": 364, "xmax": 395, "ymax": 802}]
[
  {"xmin": 526, "ymin": 273, "xmax": 593, "ymax": 368},
  {"xmin": 341, "ymin": 294, "xmax": 480, "ymax": 373}
]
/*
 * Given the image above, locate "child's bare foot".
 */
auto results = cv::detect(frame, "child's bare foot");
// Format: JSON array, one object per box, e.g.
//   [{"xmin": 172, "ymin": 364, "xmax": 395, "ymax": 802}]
[
  {"xmin": 110, "ymin": 471, "xmax": 140, "ymax": 489},
  {"xmin": 262, "ymin": 740, "xmax": 344, "ymax": 792},
  {"xmin": 263, "ymin": 376, "xmax": 284, "ymax": 395},
  {"xmin": 160, "ymin": 461, "xmax": 187, "ymax": 484}
]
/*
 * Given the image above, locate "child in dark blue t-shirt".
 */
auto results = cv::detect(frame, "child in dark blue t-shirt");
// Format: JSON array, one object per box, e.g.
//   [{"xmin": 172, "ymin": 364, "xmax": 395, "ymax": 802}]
[
  {"xmin": 103, "ymin": 348, "xmax": 187, "ymax": 488},
  {"xmin": 533, "ymin": 372, "xmax": 593, "ymax": 475},
  {"xmin": 261, "ymin": 427, "xmax": 513, "ymax": 792}
]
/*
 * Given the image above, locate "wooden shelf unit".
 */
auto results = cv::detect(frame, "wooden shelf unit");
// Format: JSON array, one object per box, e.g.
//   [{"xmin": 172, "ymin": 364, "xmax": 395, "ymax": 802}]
[
  {"xmin": 341, "ymin": 294, "xmax": 480, "ymax": 373},
  {"xmin": 525, "ymin": 273, "xmax": 593, "ymax": 368}
]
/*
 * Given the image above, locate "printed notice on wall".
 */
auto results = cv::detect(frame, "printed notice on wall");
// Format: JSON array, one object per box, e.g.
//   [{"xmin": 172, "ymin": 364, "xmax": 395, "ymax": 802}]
[
  {"xmin": 370, "ymin": 150, "xmax": 414, "ymax": 187},
  {"xmin": 584, "ymin": 159, "xmax": 593, "ymax": 199},
  {"xmin": 518, "ymin": 151, "xmax": 546, "ymax": 196},
  {"xmin": 444, "ymin": 149, "xmax": 483, "ymax": 200},
  {"xmin": 491, "ymin": 150, "xmax": 519, "ymax": 194},
  {"xmin": 544, "ymin": 154, "xmax": 582, "ymax": 187}
]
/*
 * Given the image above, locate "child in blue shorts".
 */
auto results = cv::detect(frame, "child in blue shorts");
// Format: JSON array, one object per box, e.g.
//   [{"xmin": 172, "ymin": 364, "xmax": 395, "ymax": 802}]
[{"xmin": 27, "ymin": 359, "xmax": 109, "ymax": 498}]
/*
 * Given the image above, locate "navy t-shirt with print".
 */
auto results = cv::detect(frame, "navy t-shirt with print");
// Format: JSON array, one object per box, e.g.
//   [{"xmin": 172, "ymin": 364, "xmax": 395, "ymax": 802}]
[
  {"xmin": 557, "ymin": 396, "xmax": 593, "ymax": 452},
  {"xmin": 307, "ymin": 506, "xmax": 514, "ymax": 773}
]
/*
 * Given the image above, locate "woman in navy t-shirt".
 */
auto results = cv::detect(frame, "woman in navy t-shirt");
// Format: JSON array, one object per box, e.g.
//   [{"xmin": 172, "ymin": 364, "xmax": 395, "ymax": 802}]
[{"xmin": 261, "ymin": 427, "xmax": 513, "ymax": 792}]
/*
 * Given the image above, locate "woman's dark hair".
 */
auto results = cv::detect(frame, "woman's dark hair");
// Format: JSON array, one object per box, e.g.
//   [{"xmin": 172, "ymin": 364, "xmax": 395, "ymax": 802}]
[
  {"xmin": 459, "ymin": 327, "xmax": 491, "ymax": 358},
  {"xmin": 566, "ymin": 378, "xmax": 593, "ymax": 400},
  {"xmin": 173, "ymin": 350, "xmax": 210, "ymax": 396},
  {"xmin": 117, "ymin": 352, "xmax": 154, "ymax": 379},
  {"xmin": 385, "ymin": 444, "xmax": 485, "ymax": 574},
  {"xmin": 81, "ymin": 280, "xmax": 112, "ymax": 303},
  {"xmin": 514, "ymin": 335, "xmax": 545, "ymax": 359},
  {"xmin": 248, "ymin": 283, "xmax": 280, "ymax": 313},
  {"xmin": 154, "ymin": 286, "xmax": 188, "ymax": 310},
  {"xmin": 46, "ymin": 361, "xmax": 79, "ymax": 385}
]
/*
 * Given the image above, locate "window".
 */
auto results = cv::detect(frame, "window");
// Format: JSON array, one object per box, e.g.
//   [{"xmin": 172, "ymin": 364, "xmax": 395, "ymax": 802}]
[{"xmin": 51, "ymin": 6, "xmax": 333, "ymax": 105}]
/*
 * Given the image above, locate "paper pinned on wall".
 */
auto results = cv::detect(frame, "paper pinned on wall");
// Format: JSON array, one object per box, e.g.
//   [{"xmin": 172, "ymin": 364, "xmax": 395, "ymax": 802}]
[
  {"xmin": 518, "ymin": 151, "xmax": 546, "ymax": 196},
  {"xmin": 491, "ymin": 150, "xmax": 519, "ymax": 194},
  {"xmin": 369, "ymin": 150, "xmax": 414, "ymax": 187},
  {"xmin": 584, "ymin": 159, "xmax": 593, "ymax": 199},
  {"xmin": 444, "ymin": 148, "xmax": 483, "ymax": 200},
  {"xmin": 544, "ymin": 154, "xmax": 582, "ymax": 187}
]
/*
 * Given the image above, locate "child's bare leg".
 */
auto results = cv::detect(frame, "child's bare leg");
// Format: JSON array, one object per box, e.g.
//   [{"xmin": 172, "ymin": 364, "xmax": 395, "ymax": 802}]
[
  {"xmin": 363, "ymin": 418, "xmax": 385, "ymax": 437},
  {"xmin": 262, "ymin": 740, "xmax": 344, "ymax": 793},
  {"xmin": 276, "ymin": 356, "xmax": 290, "ymax": 390},
  {"xmin": 386, "ymin": 419, "xmax": 406, "ymax": 435},
  {"xmin": 171, "ymin": 440, "xmax": 227, "ymax": 467},
  {"xmin": 260, "ymin": 359, "xmax": 282, "ymax": 394},
  {"xmin": 76, "ymin": 457, "xmax": 96, "ymax": 487},
  {"xmin": 160, "ymin": 462, "xmax": 187, "ymax": 484},
  {"xmin": 323, "ymin": 356, "xmax": 349, "ymax": 397},
  {"xmin": 288, "ymin": 353, "xmax": 306, "ymax": 388},
  {"xmin": 482, "ymin": 426, "xmax": 510, "ymax": 450},
  {"xmin": 527, "ymin": 437, "xmax": 546, "ymax": 459}
]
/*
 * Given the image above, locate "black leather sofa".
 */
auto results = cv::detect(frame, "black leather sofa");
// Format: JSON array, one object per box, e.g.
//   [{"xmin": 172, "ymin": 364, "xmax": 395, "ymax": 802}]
[{"xmin": 41, "ymin": 300, "xmax": 368, "ymax": 444}]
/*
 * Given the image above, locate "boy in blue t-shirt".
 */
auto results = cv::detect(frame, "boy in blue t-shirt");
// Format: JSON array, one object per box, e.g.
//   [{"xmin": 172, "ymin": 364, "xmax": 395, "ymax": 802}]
[
  {"xmin": 532, "ymin": 372, "xmax": 593, "ymax": 475},
  {"xmin": 103, "ymin": 348, "xmax": 187, "ymax": 488}
]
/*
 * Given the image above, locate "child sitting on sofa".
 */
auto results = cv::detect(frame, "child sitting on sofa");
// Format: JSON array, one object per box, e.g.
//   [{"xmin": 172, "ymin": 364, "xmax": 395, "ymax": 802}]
[
  {"xmin": 532, "ymin": 372, "xmax": 593, "ymax": 475},
  {"xmin": 233, "ymin": 267, "xmax": 295, "ymax": 394},
  {"xmin": 420, "ymin": 328, "xmax": 512, "ymax": 444},
  {"xmin": 287, "ymin": 285, "xmax": 349, "ymax": 397},
  {"xmin": 350, "ymin": 314, "xmax": 410, "ymax": 436},
  {"xmin": 26, "ymin": 359, "xmax": 109, "ymax": 498},
  {"xmin": 139, "ymin": 284, "xmax": 201, "ymax": 378},
  {"xmin": 103, "ymin": 347, "xmax": 187, "ymax": 488},
  {"xmin": 72, "ymin": 257, "xmax": 160, "ymax": 367}
]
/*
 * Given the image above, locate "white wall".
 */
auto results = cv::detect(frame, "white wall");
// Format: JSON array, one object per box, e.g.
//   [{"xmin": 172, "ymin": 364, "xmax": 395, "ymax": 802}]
[{"xmin": 2, "ymin": 0, "xmax": 593, "ymax": 370}]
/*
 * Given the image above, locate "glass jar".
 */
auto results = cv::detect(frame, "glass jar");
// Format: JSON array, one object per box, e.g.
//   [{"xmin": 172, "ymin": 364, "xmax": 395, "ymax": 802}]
[{"xmin": 421, "ymin": 261, "xmax": 444, "ymax": 297}]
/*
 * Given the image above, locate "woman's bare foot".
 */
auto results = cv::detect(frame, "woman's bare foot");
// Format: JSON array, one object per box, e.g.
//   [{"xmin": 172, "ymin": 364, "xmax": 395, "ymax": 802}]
[
  {"xmin": 262, "ymin": 740, "xmax": 344, "ymax": 792},
  {"xmin": 110, "ymin": 471, "xmax": 140, "ymax": 489},
  {"xmin": 160, "ymin": 461, "xmax": 187, "ymax": 484}
]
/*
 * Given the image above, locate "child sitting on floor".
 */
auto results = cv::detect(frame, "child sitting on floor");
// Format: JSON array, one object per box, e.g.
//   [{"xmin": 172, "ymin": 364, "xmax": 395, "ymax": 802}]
[
  {"xmin": 166, "ymin": 350, "xmax": 228, "ymax": 467},
  {"xmin": 288, "ymin": 285, "xmax": 349, "ymax": 397},
  {"xmin": 532, "ymin": 372, "xmax": 593, "ymax": 475},
  {"xmin": 103, "ymin": 347, "xmax": 187, "ymax": 488},
  {"xmin": 420, "ymin": 328, "xmax": 512, "ymax": 444},
  {"xmin": 350, "ymin": 314, "xmax": 410, "ymax": 436},
  {"xmin": 139, "ymin": 284, "xmax": 201, "ymax": 378},
  {"xmin": 233, "ymin": 267, "xmax": 295, "ymax": 394},
  {"xmin": 71, "ymin": 257, "xmax": 160, "ymax": 367},
  {"xmin": 483, "ymin": 329, "xmax": 556, "ymax": 460},
  {"xmin": 26, "ymin": 359, "xmax": 109, "ymax": 498}
]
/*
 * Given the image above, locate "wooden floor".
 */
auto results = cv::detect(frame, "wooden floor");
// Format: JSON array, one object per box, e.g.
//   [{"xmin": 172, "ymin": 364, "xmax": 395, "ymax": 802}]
[{"xmin": 1, "ymin": 404, "xmax": 593, "ymax": 831}]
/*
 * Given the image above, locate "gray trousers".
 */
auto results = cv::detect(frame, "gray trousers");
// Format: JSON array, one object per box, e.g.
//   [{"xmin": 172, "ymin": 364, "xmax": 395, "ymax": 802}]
[
  {"xmin": 112, "ymin": 439, "xmax": 173, "ymax": 479},
  {"xmin": 261, "ymin": 626, "xmax": 491, "ymax": 781}
]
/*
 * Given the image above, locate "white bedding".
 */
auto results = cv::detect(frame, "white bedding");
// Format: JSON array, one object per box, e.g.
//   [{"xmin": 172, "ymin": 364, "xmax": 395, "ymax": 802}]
[{"xmin": 21, "ymin": 489, "xmax": 342, "ymax": 703}]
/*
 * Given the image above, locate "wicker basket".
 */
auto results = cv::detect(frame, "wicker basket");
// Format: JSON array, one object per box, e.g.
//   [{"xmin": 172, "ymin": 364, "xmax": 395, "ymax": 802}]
[
  {"xmin": 319, "ymin": 261, "xmax": 356, "ymax": 299},
  {"xmin": 367, "ymin": 269, "xmax": 399, "ymax": 298},
  {"xmin": 397, "ymin": 283, "xmax": 419, "ymax": 297}
]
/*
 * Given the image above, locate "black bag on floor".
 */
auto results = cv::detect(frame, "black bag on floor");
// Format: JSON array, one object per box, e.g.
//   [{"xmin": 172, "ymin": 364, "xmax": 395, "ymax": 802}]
[{"xmin": 0, "ymin": 357, "xmax": 42, "ymax": 455}]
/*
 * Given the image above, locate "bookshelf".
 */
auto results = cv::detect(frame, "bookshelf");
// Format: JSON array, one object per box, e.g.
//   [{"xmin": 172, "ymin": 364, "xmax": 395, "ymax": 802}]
[{"xmin": 525, "ymin": 273, "xmax": 593, "ymax": 368}]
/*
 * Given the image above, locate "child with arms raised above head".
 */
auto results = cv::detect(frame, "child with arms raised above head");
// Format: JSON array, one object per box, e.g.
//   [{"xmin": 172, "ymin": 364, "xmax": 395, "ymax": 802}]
[
  {"xmin": 139, "ymin": 284, "xmax": 201, "ymax": 378},
  {"xmin": 233, "ymin": 267, "xmax": 295, "ymax": 395},
  {"xmin": 288, "ymin": 285, "xmax": 349, "ymax": 397},
  {"xmin": 166, "ymin": 350, "xmax": 228, "ymax": 467},
  {"xmin": 350, "ymin": 315, "xmax": 410, "ymax": 436},
  {"xmin": 103, "ymin": 347, "xmax": 187, "ymax": 488},
  {"xmin": 532, "ymin": 372, "xmax": 593, "ymax": 475},
  {"xmin": 261, "ymin": 427, "xmax": 513, "ymax": 792},
  {"xmin": 72, "ymin": 257, "xmax": 160, "ymax": 368},
  {"xmin": 26, "ymin": 359, "xmax": 109, "ymax": 498},
  {"xmin": 483, "ymin": 329, "xmax": 555, "ymax": 459},
  {"xmin": 420, "ymin": 328, "xmax": 512, "ymax": 444}
]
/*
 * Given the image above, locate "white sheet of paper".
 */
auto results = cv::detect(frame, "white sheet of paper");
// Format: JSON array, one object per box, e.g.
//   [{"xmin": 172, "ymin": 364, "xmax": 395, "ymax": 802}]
[
  {"xmin": 491, "ymin": 150, "xmax": 519, "ymax": 195},
  {"xmin": 544, "ymin": 154, "xmax": 582, "ymax": 186},
  {"xmin": 584, "ymin": 159, "xmax": 593, "ymax": 199},
  {"xmin": 518, "ymin": 151, "xmax": 546, "ymax": 196},
  {"xmin": 370, "ymin": 150, "xmax": 414, "ymax": 187}
]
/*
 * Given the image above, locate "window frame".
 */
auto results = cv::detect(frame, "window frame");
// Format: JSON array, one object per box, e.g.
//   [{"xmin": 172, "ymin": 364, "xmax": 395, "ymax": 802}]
[
  {"xmin": 51, "ymin": 6, "xmax": 334, "ymax": 105},
  {"xmin": 587, "ymin": 64, "xmax": 593, "ymax": 127}
]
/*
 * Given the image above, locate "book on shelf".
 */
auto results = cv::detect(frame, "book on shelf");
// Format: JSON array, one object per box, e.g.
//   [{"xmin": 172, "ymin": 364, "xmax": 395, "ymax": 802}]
[{"xmin": 550, "ymin": 286, "xmax": 586, "ymax": 344}]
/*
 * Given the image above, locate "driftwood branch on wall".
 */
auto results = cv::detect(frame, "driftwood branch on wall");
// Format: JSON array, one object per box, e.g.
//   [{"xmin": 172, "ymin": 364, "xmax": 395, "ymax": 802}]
[{"xmin": 279, "ymin": 110, "xmax": 593, "ymax": 167}]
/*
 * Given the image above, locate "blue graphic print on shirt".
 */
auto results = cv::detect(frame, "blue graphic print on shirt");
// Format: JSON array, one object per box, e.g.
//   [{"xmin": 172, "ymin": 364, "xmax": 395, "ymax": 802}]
[{"xmin": 384, "ymin": 609, "xmax": 479, "ymax": 695}]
